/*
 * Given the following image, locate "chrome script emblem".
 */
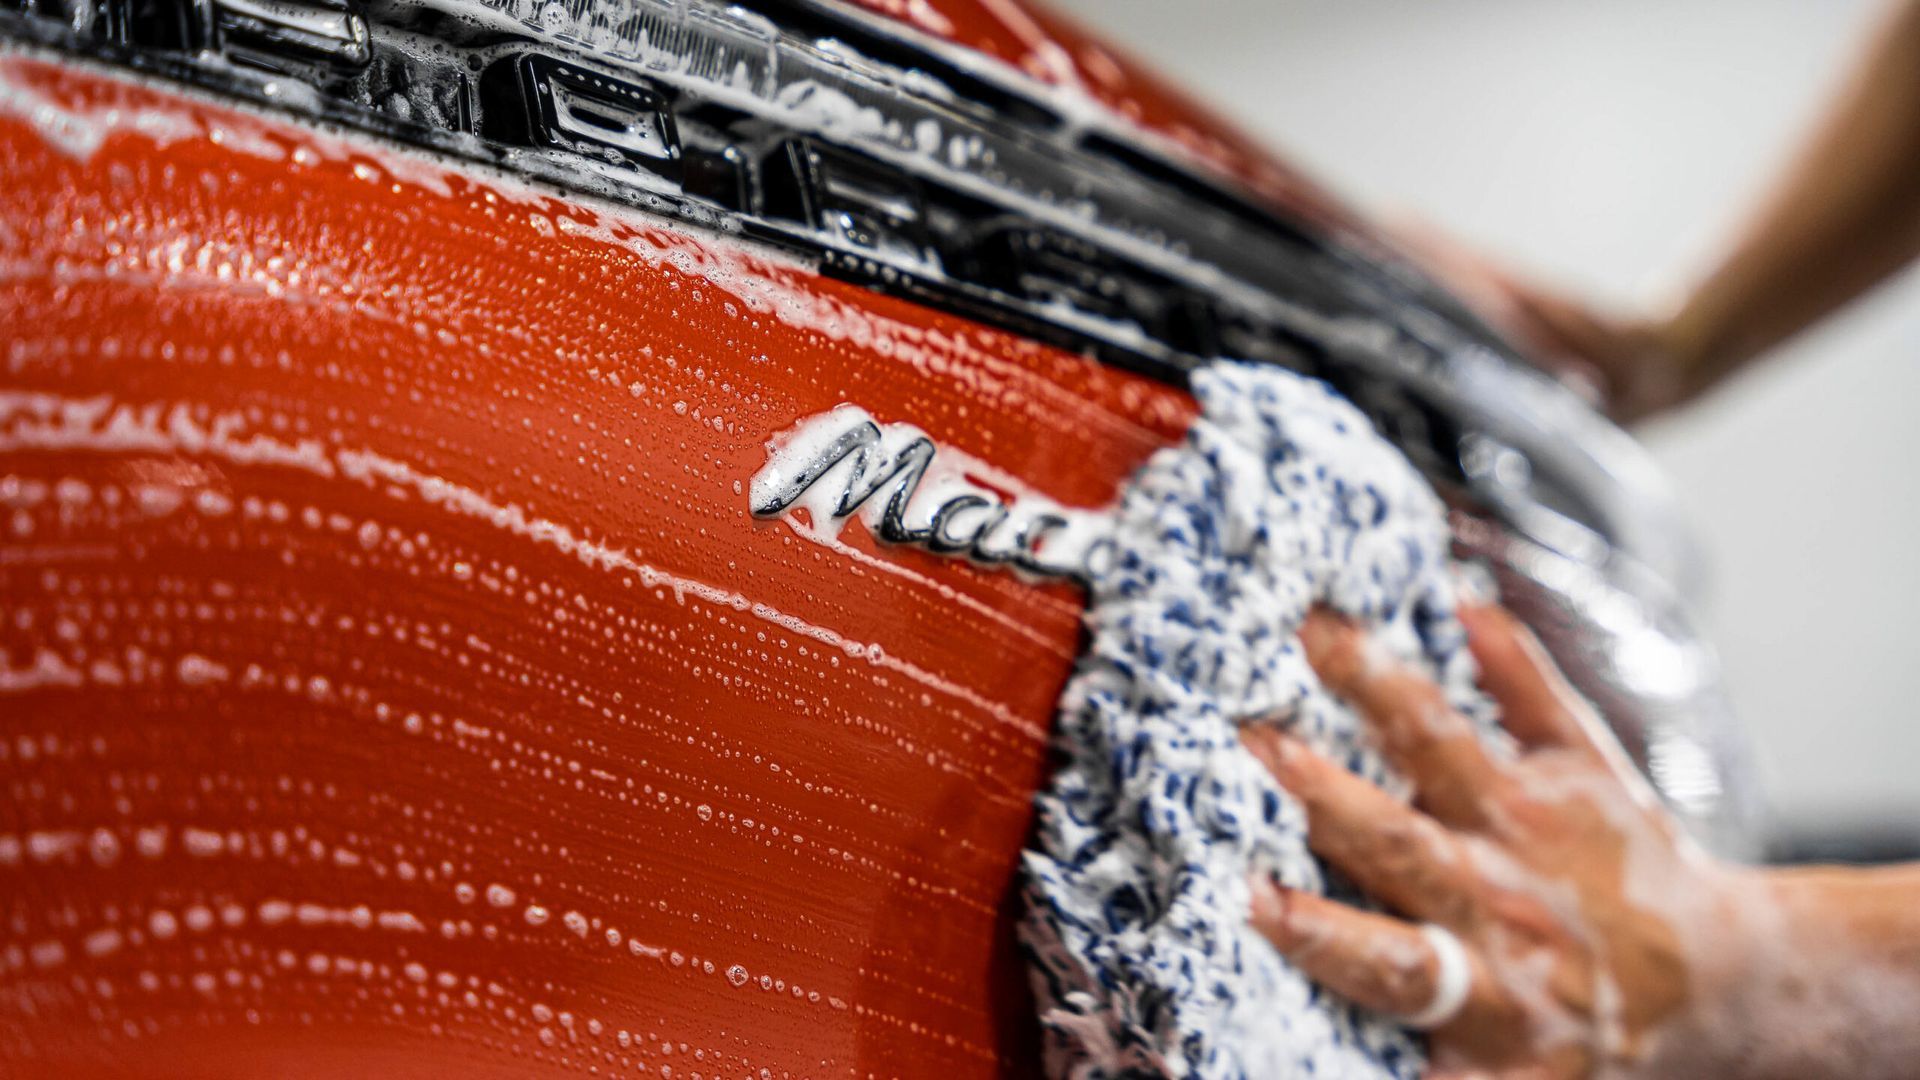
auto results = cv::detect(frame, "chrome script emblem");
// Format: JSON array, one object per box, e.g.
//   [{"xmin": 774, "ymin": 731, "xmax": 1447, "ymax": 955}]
[{"xmin": 749, "ymin": 405, "xmax": 1113, "ymax": 580}]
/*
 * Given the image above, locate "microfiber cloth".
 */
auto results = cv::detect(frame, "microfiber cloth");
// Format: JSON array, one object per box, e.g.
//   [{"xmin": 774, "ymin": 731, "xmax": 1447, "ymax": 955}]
[{"xmin": 1023, "ymin": 361, "xmax": 1492, "ymax": 1078}]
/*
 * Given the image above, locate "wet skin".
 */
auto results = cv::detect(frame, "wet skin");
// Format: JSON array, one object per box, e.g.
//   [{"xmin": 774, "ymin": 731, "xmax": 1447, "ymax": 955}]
[{"xmin": 1243, "ymin": 606, "xmax": 1920, "ymax": 1080}]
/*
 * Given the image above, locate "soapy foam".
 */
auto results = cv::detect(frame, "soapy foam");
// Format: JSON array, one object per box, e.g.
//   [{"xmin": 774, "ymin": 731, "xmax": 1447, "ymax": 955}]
[
  {"xmin": 1023, "ymin": 361, "xmax": 1490, "ymax": 1078},
  {"xmin": 0, "ymin": 389, "xmax": 1048, "ymax": 741}
]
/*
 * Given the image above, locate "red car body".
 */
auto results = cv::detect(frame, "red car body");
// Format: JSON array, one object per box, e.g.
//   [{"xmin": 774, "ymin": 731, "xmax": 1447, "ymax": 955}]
[{"xmin": 0, "ymin": 0, "xmax": 1748, "ymax": 1075}]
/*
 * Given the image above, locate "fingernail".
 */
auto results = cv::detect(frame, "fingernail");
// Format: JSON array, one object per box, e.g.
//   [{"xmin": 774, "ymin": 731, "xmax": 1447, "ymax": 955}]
[
  {"xmin": 1298, "ymin": 611, "xmax": 1360, "ymax": 686},
  {"xmin": 1453, "ymin": 563, "xmax": 1497, "ymax": 605},
  {"xmin": 1240, "ymin": 726, "xmax": 1302, "ymax": 779},
  {"xmin": 1297, "ymin": 610, "xmax": 1342, "ymax": 661},
  {"xmin": 1455, "ymin": 603, "xmax": 1492, "ymax": 634},
  {"xmin": 1246, "ymin": 874, "xmax": 1296, "ymax": 944},
  {"xmin": 1238, "ymin": 725, "xmax": 1277, "ymax": 767},
  {"xmin": 1239, "ymin": 724, "xmax": 1279, "ymax": 750},
  {"xmin": 1458, "ymin": 602, "xmax": 1520, "ymax": 647}
]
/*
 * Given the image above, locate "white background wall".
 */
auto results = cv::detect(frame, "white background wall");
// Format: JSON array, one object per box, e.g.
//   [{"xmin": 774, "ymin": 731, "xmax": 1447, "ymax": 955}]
[{"xmin": 1047, "ymin": 0, "xmax": 1920, "ymax": 844}]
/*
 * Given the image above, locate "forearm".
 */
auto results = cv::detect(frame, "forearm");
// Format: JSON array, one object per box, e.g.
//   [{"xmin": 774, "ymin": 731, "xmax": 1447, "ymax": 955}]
[{"xmin": 1659, "ymin": 0, "xmax": 1920, "ymax": 390}]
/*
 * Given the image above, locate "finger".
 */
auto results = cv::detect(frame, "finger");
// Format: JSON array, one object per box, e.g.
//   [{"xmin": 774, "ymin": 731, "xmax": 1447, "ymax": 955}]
[
  {"xmin": 1249, "ymin": 877, "xmax": 1475, "ymax": 1028},
  {"xmin": 1457, "ymin": 604, "xmax": 1596, "ymax": 754},
  {"xmin": 1299, "ymin": 609, "xmax": 1511, "ymax": 830},
  {"xmin": 1242, "ymin": 727, "xmax": 1475, "ymax": 927},
  {"xmin": 1460, "ymin": 605, "xmax": 1652, "ymax": 793}
]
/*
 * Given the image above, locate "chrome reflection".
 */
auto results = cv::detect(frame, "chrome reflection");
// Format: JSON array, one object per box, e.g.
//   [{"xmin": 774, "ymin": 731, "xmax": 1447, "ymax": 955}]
[{"xmin": 1451, "ymin": 512, "xmax": 1760, "ymax": 857}]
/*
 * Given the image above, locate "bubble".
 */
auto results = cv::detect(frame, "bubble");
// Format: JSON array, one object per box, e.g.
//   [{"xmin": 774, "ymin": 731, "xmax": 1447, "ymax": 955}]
[{"xmin": 88, "ymin": 828, "xmax": 121, "ymax": 866}]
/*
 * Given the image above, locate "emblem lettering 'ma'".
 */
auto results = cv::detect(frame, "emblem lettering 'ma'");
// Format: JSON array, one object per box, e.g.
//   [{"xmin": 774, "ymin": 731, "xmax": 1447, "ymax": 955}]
[
  {"xmin": 749, "ymin": 407, "xmax": 1113, "ymax": 579},
  {"xmin": 750, "ymin": 419, "xmax": 938, "ymax": 545}
]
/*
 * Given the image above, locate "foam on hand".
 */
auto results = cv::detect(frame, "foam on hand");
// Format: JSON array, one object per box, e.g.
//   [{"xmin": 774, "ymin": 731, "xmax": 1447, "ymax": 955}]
[{"xmin": 1022, "ymin": 361, "xmax": 1491, "ymax": 1078}]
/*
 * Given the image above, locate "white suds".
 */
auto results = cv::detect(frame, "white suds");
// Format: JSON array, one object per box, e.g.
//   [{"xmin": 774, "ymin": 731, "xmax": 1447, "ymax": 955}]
[{"xmin": 1023, "ymin": 362, "xmax": 1491, "ymax": 1078}]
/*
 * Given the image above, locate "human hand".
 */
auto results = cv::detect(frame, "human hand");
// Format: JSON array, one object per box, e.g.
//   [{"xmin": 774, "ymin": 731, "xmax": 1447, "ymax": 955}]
[
  {"xmin": 1387, "ymin": 219, "xmax": 1698, "ymax": 424},
  {"xmin": 1241, "ymin": 605, "xmax": 1760, "ymax": 1078}
]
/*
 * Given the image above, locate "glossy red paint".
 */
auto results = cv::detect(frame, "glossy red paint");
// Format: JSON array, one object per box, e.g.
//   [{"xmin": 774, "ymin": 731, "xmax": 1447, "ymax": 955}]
[
  {"xmin": 836, "ymin": 0, "xmax": 1366, "ymax": 232},
  {"xmin": 0, "ymin": 55, "xmax": 1197, "ymax": 1076}
]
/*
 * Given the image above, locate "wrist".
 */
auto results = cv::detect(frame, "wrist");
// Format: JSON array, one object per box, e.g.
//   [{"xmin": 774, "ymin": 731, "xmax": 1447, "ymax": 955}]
[
  {"xmin": 1645, "ymin": 271, "xmax": 1783, "ymax": 411},
  {"xmin": 1625, "ymin": 863, "xmax": 1857, "ymax": 1079},
  {"xmin": 1692, "ymin": 864, "xmax": 1920, "ymax": 1080},
  {"xmin": 1640, "ymin": 304, "xmax": 1728, "ymax": 412}
]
